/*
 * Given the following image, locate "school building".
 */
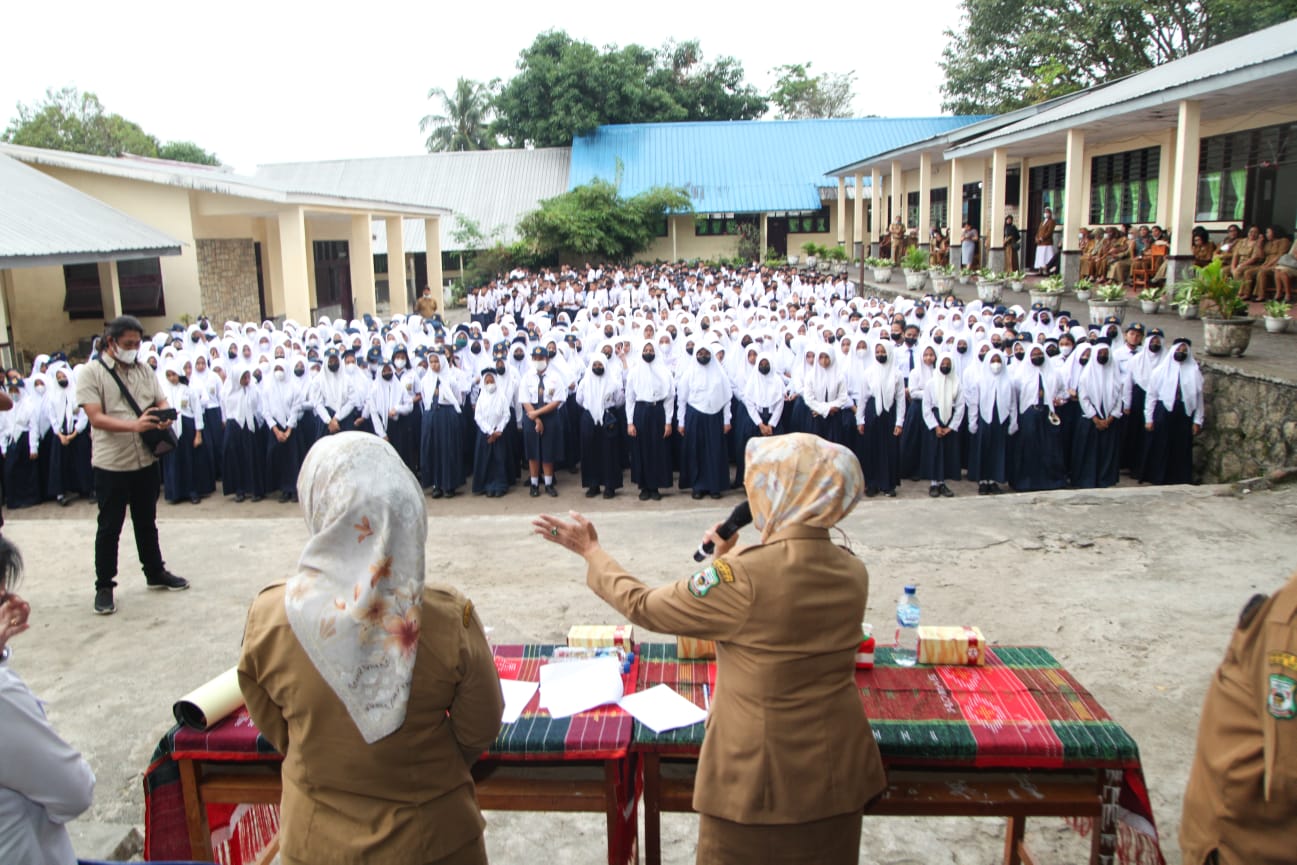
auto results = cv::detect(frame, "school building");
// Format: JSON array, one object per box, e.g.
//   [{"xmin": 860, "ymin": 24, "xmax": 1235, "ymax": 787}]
[{"xmin": 0, "ymin": 19, "xmax": 1293, "ymax": 363}]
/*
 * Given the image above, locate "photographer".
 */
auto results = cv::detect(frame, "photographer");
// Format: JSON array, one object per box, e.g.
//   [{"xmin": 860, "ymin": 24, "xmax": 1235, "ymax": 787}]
[{"xmin": 77, "ymin": 315, "xmax": 189, "ymax": 616}]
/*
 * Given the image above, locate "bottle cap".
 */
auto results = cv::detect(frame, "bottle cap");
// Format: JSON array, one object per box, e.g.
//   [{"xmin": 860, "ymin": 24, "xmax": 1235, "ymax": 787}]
[
  {"xmin": 904, "ymin": 585, "xmax": 916, "ymax": 594},
  {"xmin": 861, "ymin": 622, "xmax": 873, "ymax": 638}
]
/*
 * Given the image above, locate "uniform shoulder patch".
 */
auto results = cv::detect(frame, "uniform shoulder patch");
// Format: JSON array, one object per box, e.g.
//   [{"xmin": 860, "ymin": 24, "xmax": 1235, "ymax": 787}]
[
  {"xmin": 1238, "ymin": 593, "xmax": 1268, "ymax": 629},
  {"xmin": 1268, "ymin": 674, "xmax": 1296, "ymax": 720},
  {"xmin": 463, "ymin": 600, "xmax": 474, "ymax": 628},
  {"xmin": 688, "ymin": 567, "xmax": 722, "ymax": 598},
  {"xmin": 713, "ymin": 559, "xmax": 735, "ymax": 583}
]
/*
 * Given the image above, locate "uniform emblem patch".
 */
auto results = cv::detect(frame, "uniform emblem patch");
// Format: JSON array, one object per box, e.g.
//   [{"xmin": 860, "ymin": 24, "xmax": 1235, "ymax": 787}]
[
  {"xmin": 1268, "ymin": 652, "xmax": 1297, "ymax": 675},
  {"xmin": 1269, "ymin": 674, "xmax": 1296, "ymax": 720},
  {"xmin": 688, "ymin": 567, "xmax": 721, "ymax": 598},
  {"xmin": 713, "ymin": 560, "xmax": 735, "ymax": 583}
]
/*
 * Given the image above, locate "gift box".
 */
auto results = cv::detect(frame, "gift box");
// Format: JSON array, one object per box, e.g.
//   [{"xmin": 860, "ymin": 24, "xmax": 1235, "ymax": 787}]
[
  {"xmin": 567, "ymin": 624, "xmax": 635, "ymax": 651},
  {"xmin": 677, "ymin": 636, "xmax": 717, "ymax": 659},
  {"xmin": 917, "ymin": 626, "xmax": 987, "ymax": 666}
]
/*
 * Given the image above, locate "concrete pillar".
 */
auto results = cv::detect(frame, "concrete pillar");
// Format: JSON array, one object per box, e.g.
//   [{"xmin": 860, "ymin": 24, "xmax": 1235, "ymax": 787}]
[
  {"xmin": 1062, "ymin": 129, "xmax": 1087, "ymax": 287},
  {"xmin": 949, "ymin": 157, "xmax": 964, "ymax": 271},
  {"xmin": 1168, "ymin": 100, "xmax": 1202, "ymax": 288},
  {"xmin": 671, "ymin": 216, "xmax": 678, "ymax": 262},
  {"xmin": 918, "ymin": 152, "xmax": 932, "ymax": 253},
  {"xmin": 852, "ymin": 172, "xmax": 864, "ymax": 260},
  {"xmin": 424, "ymin": 217, "xmax": 444, "ymax": 313},
  {"xmin": 274, "ymin": 207, "xmax": 311, "ymax": 323},
  {"xmin": 1155, "ymin": 130, "xmax": 1174, "ymax": 227},
  {"xmin": 989, "ymin": 148, "xmax": 1009, "ymax": 273},
  {"xmin": 385, "ymin": 217, "xmax": 408, "ymax": 315},
  {"xmin": 836, "ymin": 176, "xmax": 847, "ymax": 247},
  {"xmin": 870, "ymin": 167, "xmax": 882, "ymax": 257},
  {"xmin": 890, "ymin": 160, "xmax": 905, "ymax": 233},
  {"xmin": 349, "ymin": 214, "xmax": 376, "ymax": 317},
  {"xmin": 97, "ymin": 260, "xmax": 123, "ymax": 320},
  {"xmin": 0, "ymin": 269, "xmax": 13, "ymax": 368},
  {"xmin": 760, "ymin": 213, "xmax": 768, "ymax": 260}
]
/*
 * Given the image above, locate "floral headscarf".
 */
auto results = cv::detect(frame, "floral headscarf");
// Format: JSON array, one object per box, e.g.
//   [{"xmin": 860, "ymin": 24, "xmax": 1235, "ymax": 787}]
[
  {"xmin": 286, "ymin": 433, "xmax": 426, "ymax": 743},
  {"xmin": 743, "ymin": 432, "xmax": 863, "ymax": 543}
]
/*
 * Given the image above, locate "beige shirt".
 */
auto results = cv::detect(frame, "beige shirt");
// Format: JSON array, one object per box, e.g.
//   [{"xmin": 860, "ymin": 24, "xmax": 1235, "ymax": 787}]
[{"xmin": 75, "ymin": 355, "xmax": 164, "ymax": 472}]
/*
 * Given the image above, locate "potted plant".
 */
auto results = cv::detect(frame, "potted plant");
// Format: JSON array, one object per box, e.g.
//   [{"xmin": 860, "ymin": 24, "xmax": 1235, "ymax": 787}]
[
  {"xmin": 1138, "ymin": 286, "xmax": 1164, "ymax": 315},
  {"xmin": 802, "ymin": 242, "xmax": 820, "ymax": 267},
  {"xmin": 866, "ymin": 257, "xmax": 894, "ymax": 283},
  {"xmin": 1006, "ymin": 271, "xmax": 1026, "ymax": 292},
  {"xmin": 1194, "ymin": 259, "xmax": 1255, "ymax": 357},
  {"xmin": 977, "ymin": 269, "xmax": 1005, "ymax": 304},
  {"xmin": 1074, "ymin": 278, "xmax": 1094, "ymax": 302},
  {"xmin": 1029, "ymin": 275, "xmax": 1065, "ymax": 313},
  {"xmin": 787, "ymin": 254, "xmax": 799, "ymax": 266},
  {"xmin": 901, "ymin": 246, "xmax": 930, "ymax": 291},
  {"xmin": 929, "ymin": 263, "xmax": 956, "ymax": 295},
  {"xmin": 1173, "ymin": 281, "xmax": 1202, "ymax": 319},
  {"xmin": 824, "ymin": 244, "xmax": 849, "ymax": 273},
  {"xmin": 1263, "ymin": 299, "xmax": 1291, "ymax": 334},
  {"xmin": 1088, "ymin": 282, "xmax": 1127, "ymax": 325}
]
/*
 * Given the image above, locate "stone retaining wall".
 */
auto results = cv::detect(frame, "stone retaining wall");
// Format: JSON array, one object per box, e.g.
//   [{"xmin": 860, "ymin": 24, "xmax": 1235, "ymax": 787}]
[
  {"xmin": 196, "ymin": 239, "xmax": 260, "ymax": 324},
  {"xmin": 1197, "ymin": 363, "xmax": 1297, "ymax": 483}
]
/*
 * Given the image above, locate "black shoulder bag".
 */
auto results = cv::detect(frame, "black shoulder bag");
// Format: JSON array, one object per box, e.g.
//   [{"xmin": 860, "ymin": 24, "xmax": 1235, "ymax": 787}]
[{"xmin": 98, "ymin": 359, "xmax": 179, "ymax": 457}]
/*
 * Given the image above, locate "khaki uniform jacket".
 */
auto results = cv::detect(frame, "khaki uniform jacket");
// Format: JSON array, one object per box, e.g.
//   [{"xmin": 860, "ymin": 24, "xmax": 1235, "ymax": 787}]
[
  {"xmin": 1180, "ymin": 571, "xmax": 1297, "ymax": 865},
  {"xmin": 415, "ymin": 296, "xmax": 439, "ymax": 318},
  {"xmin": 586, "ymin": 525, "xmax": 887, "ymax": 825},
  {"xmin": 238, "ymin": 583, "xmax": 504, "ymax": 865},
  {"xmin": 1035, "ymin": 218, "xmax": 1056, "ymax": 246}
]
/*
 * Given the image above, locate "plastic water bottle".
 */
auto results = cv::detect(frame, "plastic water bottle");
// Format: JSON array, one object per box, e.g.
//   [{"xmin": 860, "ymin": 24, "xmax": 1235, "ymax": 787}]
[{"xmin": 894, "ymin": 586, "xmax": 920, "ymax": 667}]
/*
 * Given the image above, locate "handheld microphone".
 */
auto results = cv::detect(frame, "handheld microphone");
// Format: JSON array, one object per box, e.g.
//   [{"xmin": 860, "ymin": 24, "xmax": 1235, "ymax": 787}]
[{"xmin": 693, "ymin": 500, "xmax": 753, "ymax": 562}]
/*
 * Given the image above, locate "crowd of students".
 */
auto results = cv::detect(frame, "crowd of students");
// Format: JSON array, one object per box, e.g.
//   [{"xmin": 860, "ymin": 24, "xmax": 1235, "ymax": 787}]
[{"xmin": 0, "ymin": 263, "xmax": 1206, "ymax": 509}]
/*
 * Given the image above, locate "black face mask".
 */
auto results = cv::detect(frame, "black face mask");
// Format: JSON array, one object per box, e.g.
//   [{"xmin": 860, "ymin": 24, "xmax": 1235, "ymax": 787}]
[
  {"xmin": 1148, "ymin": 342, "xmax": 1162, "ymax": 354},
  {"xmin": 933, "ymin": 335, "xmax": 943, "ymax": 345},
  {"xmin": 1079, "ymin": 356, "xmax": 1089, "ymax": 366},
  {"xmin": 892, "ymin": 333, "xmax": 903, "ymax": 343},
  {"xmin": 904, "ymin": 336, "xmax": 917, "ymax": 347},
  {"xmin": 547, "ymin": 348, "xmax": 557, "ymax": 358},
  {"xmin": 327, "ymin": 360, "xmax": 340, "ymax": 372},
  {"xmin": 758, "ymin": 363, "xmax": 771, "ymax": 375},
  {"xmin": 470, "ymin": 344, "xmax": 481, "ymax": 354},
  {"xmin": 1015, "ymin": 349, "xmax": 1026, "ymax": 361},
  {"xmin": 494, "ymin": 364, "xmax": 506, "ymax": 374},
  {"xmin": 1046, "ymin": 346, "xmax": 1059, "ymax": 357},
  {"xmin": 228, "ymin": 351, "xmax": 238, "ymax": 359},
  {"xmin": 382, "ymin": 372, "xmax": 393, "ymax": 381},
  {"xmin": 875, "ymin": 353, "xmax": 887, "ymax": 364},
  {"xmin": 697, "ymin": 354, "xmax": 711, "ymax": 366},
  {"xmin": 686, "ymin": 346, "xmax": 695, "ymax": 356},
  {"xmin": 592, "ymin": 366, "xmax": 605, "ymax": 377},
  {"xmin": 956, "ymin": 344, "xmax": 967, "ymax": 354},
  {"xmin": 513, "ymin": 353, "xmax": 524, "ymax": 362},
  {"xmin": 940, "ymin": 364, "xmax": 952, "ymax": 375},
  {"xmin": 915, "ymin": 310, "xmax": 925, "ymax": 319},
  {"xmin": 58, "ymin": 379, "xmax": 69, "ymax": 388},
  {"xmin": 295, "ymin": 368, "xmax": 305, "ymax": 377},
  {"xmin": 1096, "ymin": 354, "xmax": 1109, "ymax": 365},
  {"xmin": 642, "ymin": 353, "xmax": 655, "ymax": 363},
  {"xmin": 1031, "ymin": 355, "xmax": 1045, "ymax": 367},
  {"xmin": 700, "ymin": 321, "xmax": 710, "ymax": 331},
  {"xmin": 1174, "ymin": 351, "xmax": 1188, "ymax": 362}
]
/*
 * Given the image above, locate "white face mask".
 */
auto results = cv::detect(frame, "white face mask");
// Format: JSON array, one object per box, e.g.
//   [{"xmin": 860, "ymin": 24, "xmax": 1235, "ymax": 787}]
[
  {"xmin": 34, "ymin": 383, "xmax": 45, "ymax": 394},
  {"xmin": 1060, "ymin": 345, "xmax": 1073, "ymax": 358},
  {"xmin": 274, "ymin": 370, "xmax": 286, "ymax": 382},
  {"xmin": 483, "ymin": 382, "xmax": 497, "ymax": 394},
  {"xmin": 990, "ymin": 362, "xmax": 1004, "ymax": 375},
  {"xmin": 534, "ymin": 359, "xmax": 548, "ymax": 372},
  {"xmin": 394, "ymin": 359, "xmax": 407, "ymax": 370},
  {"xmin": 117, "ymin": 348, "xmax": 138, "ymax": 364}
]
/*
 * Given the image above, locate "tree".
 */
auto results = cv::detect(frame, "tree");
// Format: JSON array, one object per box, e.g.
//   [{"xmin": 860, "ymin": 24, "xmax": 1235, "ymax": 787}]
[
  {"xmin": 3, "ymin": 86, "xmax": 221, "ymax": 164},
  {"xmin": 492, "ymin": 31, "xmax": 766, "ymax": 147},
  {"xmin": 940, "ymin": 0, "xmax": 1297, "ymax": 114},
  {"xmin": 419, "ymin": 77, "xmax": 497, "ymax": 152},
  {"xmin": 517, "ymin": 180, "xmax": 691, "ymax": 261},
  {"xmin": 768, "ymin": 63, "xmax": 856, "ymax": 119}
]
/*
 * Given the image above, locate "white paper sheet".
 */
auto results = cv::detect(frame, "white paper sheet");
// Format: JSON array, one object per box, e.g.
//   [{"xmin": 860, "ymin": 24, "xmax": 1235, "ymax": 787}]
[
  {"xmin": 498, "ymin": 678, "xmax": 539, "ymax": 725},
  {"xmin": 538, "ymin": 657, "xmax": 624, "ymax": 719},
  {"xmin": 617, "ymin": 684, "xmax": 708, "ymax": 734}
]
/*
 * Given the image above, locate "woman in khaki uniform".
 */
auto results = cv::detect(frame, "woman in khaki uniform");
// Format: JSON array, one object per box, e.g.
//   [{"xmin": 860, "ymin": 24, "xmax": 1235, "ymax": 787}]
[
  {"xmin": 535, "ymin": 433, "xmax": 886, "ymax": 865},
  {"xmin": 239, "ymin": 433, "xmax": 504, "ymax": 865}
]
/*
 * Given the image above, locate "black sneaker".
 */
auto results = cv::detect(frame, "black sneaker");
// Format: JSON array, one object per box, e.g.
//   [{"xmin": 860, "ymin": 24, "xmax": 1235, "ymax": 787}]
[
  {"xmin": 928, "ymin": 486, "xmax": 940, "ymax": 498},
  {"xmin": 146, "ymin": 571, "xmax": 190, "ymax": 591},
  {"xmin": 94, "ymin": 588, "xmax": 116, "ymax": 615},
  {"xmin": 545, "ymin": 483, "xmax": 558, "ymax": 498},
  {"xmin": 529, "ymin": 483, "xmax": 540, "ymax": 498},
  {"xmin": 939, "ymin": 483, "xmax": 955, "ymax": 498}
]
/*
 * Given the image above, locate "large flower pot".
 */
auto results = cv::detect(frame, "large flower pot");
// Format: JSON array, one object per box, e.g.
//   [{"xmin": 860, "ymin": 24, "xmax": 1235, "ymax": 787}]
[
  {"xmin": 871, "ymin": 267, "xmax": 894, "ymax": 283},
  {"xmin": 1264, "ymin": 316, "xmax": 1290, "ymax": 334},
  {"xmin": 1074, "ymin": 290, "xmax": 1092, "ymax": 302},
  {"xmin": 1028, "ymin": 290, "xmax": 1063, "ymax": 313},
  {"xmin": 1140, "ymin": 300, "xmax": 1159, "ymax": 314},
  {"xmin": 930, "ymin": 273, "xmax": 955, "ymax": 295},
  {"xmin": 1178, "ymin": 304, "xmax": 1199, "ymax": 320},
  {"xmin": 903, "ymin": 269, "xmax": 928, "ymax": 291},
  {"xmin": 1009, "ymin": 280, "xmax": 1025, "ymax": 293},
  {"xmin": 1202, "ymin": 317, "xmax": 1256, "ymax": 357},
  {"xmin": 977, "ymin": 280, "xmax": 1004, "ymax": 304},
  {"xmin": 1088, "ymin": 299, "xmax": 1127, "ymax": 326}
]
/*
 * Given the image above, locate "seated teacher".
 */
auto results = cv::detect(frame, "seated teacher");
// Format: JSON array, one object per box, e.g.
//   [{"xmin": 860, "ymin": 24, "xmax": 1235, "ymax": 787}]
[
  {"xmin": 534, "ymin": 432, "xmax": 886, "ymax": 865},
  {"xmin": 239, "ymin": 432, "xmax": 503, "ymax": 865}
]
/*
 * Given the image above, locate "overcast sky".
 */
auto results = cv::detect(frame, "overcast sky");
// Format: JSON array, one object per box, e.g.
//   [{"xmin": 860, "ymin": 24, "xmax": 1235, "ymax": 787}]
[{"xmin": 2, "ymin": 0, "xmax": 965, "ymax": 174}]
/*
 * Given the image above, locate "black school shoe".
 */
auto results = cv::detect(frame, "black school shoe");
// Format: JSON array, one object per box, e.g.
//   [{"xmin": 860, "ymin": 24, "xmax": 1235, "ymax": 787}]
[
  {"xmin": 146, "ymin": 571, "xmax": 190, "ymax": 591},
  {"xmin": 939, "ymin": 483, "xmax": 955, "ymax": 498},
  {"xmin": 529, "ymin": 483, "xmax": 540, "ymax": 497},
  {"xmin": 928, "ymin": 486, "xmax": 940, "ymax": 498},
  {"xmin": 94, "ymin": 587, "xmax": 116, "ymax": 615},
  {"xmin": 545, "ymin": 484, "xmax": 558, "ymax": 497},
  {"xmin": 586, "ymin": 487, "xmax": 601, "ymax": 498}
]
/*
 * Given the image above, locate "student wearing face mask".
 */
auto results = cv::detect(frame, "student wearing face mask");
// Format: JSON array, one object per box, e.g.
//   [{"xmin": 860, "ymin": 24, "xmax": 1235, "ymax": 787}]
[
  {"xmin": 3, "ymin": 375, "xmax": 43, "ymax": 510},
  {"xmin": 735, "ymin": 351, "xmax": 786, "ymax": 487},
  {"xmin": 222, "ymin": 368, "xmax": 265, "ymax": 504},
  {"xmin": 676, "ymin": 342, "xmax": 732, "ymax": 500},
  {"xmin": 625, "ymin": 340, "xmax": 675, "ymax": 501},
  {"xmin": 518, "ymin": 345, "xmax": 564, "ymax": 498},
  {"xmin": 467, "ymin": 367, "xmax": 510, "ymax": 498},
  {"xmin": 158, "ymin": 359, "xmax": 207, "ymax": 506},
  {"xmin": 966, "ymin": 347, "xmax": 1017, "ymax": 495},
  {"xmin": 1072, "ymin": 343, "xmax": 1128, "ymax": 489},
  {"xmin": 576, "ymin": 354, "xmax": 625, "ymax": 499},
  {"xmin": 44, "ymin": 364, "xmax": 93, "ymax": 506},
  {"xmin": 1141, "ymin": 338, "xmax": 1203, "ymax": 486},
  {"xmin": 1123, "ymin": 328, "xmax": 1165, "ymax": 479},
  {"xmin": 262, "ymin": 359, "xmax": 305, "ymax": 503},
  {"xmin": 1012, "ymin": 344, "xmax": 1067, "ymax": 491},
  {"xmin": 309, "ymin": 349, "xmax": 359, "ymax": 437},
  {"xmin": 899, "ymin": 344, "xmax": 937, "ymax": 482},
  {"xmin": 856, "ymin": 340, "xmax": 905, "ymax": 497},
  {"xmin": 419, "ymin": 351, "xmax": 467, "ymax": 499},
  {"xmin": 920, "ymin": 351, "xmax": 965, "ymax": 497}
]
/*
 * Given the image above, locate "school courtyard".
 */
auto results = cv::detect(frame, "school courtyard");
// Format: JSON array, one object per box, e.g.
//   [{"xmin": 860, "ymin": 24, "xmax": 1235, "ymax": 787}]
[{"xmin": 3, "ymin": 468, "xmax": 1294, "ymax": 864}]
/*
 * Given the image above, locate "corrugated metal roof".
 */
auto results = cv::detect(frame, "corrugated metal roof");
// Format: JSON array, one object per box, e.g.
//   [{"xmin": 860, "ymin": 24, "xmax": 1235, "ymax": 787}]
[
  {"xmin": 256, "ymin": 148, "xmax": 571, "ymax": 252},
  {"xmin": 947, "ymin": 18, "xmax": 1297, "ymax": 156},
  {"xmin": 568, "ymin": 117, "xmax": 985, "ymax": 213},
  {"xmin": 0, "ymin": 153, "xmax": 182, "ymax": 268}
]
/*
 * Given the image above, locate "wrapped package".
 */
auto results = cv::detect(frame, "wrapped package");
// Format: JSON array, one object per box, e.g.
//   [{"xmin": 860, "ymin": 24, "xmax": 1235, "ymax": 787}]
[
  {"xmin": 567, "ymin": 624, "xmax": 635, "ymax": 651},
  {"xmin": 917, "ymin": 626, "xmax": 987, "ymax": 666},
  {"xmin": 677, "ymin": 636, "xmax": 717, "ymax": 659}
]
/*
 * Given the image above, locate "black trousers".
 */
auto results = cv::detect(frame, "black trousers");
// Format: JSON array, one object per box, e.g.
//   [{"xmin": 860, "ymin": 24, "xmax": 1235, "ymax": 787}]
[{"xmin": 94, "ymin": 464, "xmax": 165, "ymax": 589}]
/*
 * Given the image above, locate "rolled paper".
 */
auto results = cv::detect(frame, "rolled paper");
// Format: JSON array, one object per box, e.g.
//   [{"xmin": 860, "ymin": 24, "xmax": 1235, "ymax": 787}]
[{"xmin": 172, "ymin": 667, "xmax": 244, "ymax": 730}]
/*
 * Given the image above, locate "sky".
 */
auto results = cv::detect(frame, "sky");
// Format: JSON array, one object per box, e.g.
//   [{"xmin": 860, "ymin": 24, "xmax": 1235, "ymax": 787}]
[{"xmin": 2, "ymin": 0, "xmax": 965, "ymax": 174}]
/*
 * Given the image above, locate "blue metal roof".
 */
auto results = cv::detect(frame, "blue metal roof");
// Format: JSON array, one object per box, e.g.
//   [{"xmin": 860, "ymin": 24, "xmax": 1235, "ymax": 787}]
[{"xmin": 569, "ymin": 117, "xmax": 986, "ymax": 213}]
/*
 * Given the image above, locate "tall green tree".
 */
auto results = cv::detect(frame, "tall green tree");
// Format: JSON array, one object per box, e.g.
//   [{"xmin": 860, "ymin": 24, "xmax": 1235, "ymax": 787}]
[
  {"xmin": 940, "ymin": 0, "xmax": 1297, "ymax": 114},
  {"xmin": 517, "ymin": 180, "xmax": 691, "ymax": 261},
  {"xmin": 768, "ymin": 63, "xmax": 856, "ymax": 119},
  {"xmin": 3, "ymin": 86, "xmax": 220, "ymax": 164},
  {"xmin": 419, "ymin": 77, "xmax": 497, "ymax": 152},
  {"xmin": 493, "ymin": 31, "xmax": 766, "ymax": 147}
]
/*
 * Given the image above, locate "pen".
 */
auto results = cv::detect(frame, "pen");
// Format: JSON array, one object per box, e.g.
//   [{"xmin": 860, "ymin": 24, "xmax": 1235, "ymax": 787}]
[{"xmin": 702, "ymin": 684, "xmax": 710, "ymax": 712}]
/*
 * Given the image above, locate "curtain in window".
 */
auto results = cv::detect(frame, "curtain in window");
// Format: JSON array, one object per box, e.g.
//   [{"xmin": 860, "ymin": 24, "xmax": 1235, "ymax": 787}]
[
  {"xmin": 1228, "ymin": 169, "xmax": 1247, "ymax": 221},
  {"xmin": 1144, "ymin": 178, "xmax": 1159, "ymax": 223}
]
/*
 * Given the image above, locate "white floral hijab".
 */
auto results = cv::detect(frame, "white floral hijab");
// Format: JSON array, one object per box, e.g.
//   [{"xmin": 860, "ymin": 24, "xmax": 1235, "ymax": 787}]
[
  {"xmin": 743, "ymin": 432, "xmax": 863, "ymax": 543},
  {"xmin": 286, "ymin": 432, "xmax": 426, "ymax": 744}
]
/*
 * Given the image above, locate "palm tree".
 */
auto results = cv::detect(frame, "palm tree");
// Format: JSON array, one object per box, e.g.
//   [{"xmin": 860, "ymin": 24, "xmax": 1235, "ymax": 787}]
[{"xmin": 419, "ymin": 78, "xmax": 496, "ymax": 152}]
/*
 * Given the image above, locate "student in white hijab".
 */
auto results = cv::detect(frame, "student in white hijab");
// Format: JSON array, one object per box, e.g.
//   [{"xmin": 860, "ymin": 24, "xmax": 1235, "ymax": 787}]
[
  {"xmin": 920, "ymin": 350, "xmax": 965, "ymax": 497},
  {"xmin": 802, "ymin": 344, "xmax": 852, "ymax": 446},
  {"xmin": 624, "ymin": 338, "xmax": 675, "ymax": 501},
  {"xmin": 1013, "ymin": 343, "xmax": 1067, "ymax": 491},
  {"xmin": 262, "ymin": 358, "xmax": 305, "ymax": 503},
  {"xmin": 238, "ymin": 432, "xmax": 502, "ymax": 865},
  {"xmin": 1141, "ymin": 338, "xmax": 1203, "ymax": 485},
  {"xmin": 855, "ymin": 339, "xmax": 905, "ymax": 497},
  {"xmin": 1072, "ymin": 341, "xmax": 1128, "ymax": 489},
  {"xmin": 470, "ymin": 366, "xmax": 512, "ymax": 497},
  {"xmin": 419, "ymin": 350, "xmax": 467, "ymax": 499},
  {"xmin": 735, "ymin": 351, "xmax": 786, "ymax": 486},
  {"xmin": 44, "ymin": 363, "xmax": 93, "ymax": 506},
  {"xmin": 158, "ymin": 358, "xmax": 206, "ymax": 505},
  {"xmin": 966, "ymin": 347, "xmax": 1018, "ymax": 495},
  {"xmin": 676, "ymin": 341, "xmax": 732, "ymax": 499},
  {"xmin": 221, "ymin": 367, "xmax": 263, "ymax": 503},
  {"xmin": 2, "ymin": 375, "xmax": 42, "ymax": 508},
  {"xmin": 575, "ymin": 351, "xmax": 625, "ymax": 499}
]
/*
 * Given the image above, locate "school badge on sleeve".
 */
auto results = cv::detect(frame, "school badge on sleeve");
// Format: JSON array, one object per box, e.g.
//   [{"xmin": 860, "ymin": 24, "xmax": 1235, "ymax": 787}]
[
  {"xmin": 688, "ymin": 567, "xmax": 721, "ymax": 598},
  {"xmin": 1269, "ymin": 674, "xmax": 1296, "ymax": 720}
]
